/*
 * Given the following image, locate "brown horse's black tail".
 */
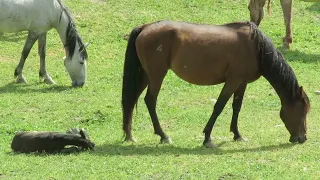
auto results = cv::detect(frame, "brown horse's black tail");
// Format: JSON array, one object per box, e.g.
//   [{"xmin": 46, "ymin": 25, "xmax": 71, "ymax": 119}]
[{"xmin": 122, "ymin": 26, "xmax": 145, "ymax": 134}]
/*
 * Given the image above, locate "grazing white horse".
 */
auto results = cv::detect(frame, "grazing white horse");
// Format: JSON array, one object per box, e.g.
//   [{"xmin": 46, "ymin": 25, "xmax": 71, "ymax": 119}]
[{"xmin": 0, "ymin": 0, "xmax": 89, "ymax": 87}]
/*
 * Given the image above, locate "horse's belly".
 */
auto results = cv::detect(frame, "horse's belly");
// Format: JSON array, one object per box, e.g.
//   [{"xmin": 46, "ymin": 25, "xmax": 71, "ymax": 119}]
[
  {"xmin": 171, "ymin": 64, "xmax": 226, "ymax": 85},
  {"xmin": 0, "ymin": 19, "xmax": 31, "ymax": 32}
]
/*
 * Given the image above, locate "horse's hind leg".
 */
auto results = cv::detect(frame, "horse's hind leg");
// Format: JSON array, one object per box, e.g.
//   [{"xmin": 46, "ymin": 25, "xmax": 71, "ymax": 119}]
[
  {"xmin": 203, "ymin": 80, "xmax": 242, "ymax": 148},
  {"xmin": 230, "ymin": 83, "xmax": 247, "ymax": 141},
  {"xmin": 14, "ymin": 31, "xmax": 40, "ymax": 83},
  {"xmin": 123, "ymin": 73, "xmax": 148, "ymax": 142},
  {"xmin": 38, "ymin": 33, "xmax": 55, "ymax": 84},
  {"xmin": 144, "ymin": 71, "xmax": 171, "ymax": 144}
]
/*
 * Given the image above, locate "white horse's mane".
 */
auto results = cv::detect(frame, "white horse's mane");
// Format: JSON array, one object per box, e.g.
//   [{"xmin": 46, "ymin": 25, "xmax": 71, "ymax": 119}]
[{"xmin": 56, "ymin": 0, "xmax": 88, "ymax": 59}]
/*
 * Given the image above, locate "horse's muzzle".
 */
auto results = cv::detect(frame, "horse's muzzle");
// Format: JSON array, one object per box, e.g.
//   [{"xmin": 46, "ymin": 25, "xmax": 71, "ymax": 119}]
[{"xmin": 289, "ymin": 135, "xmax": 307, "ymax": 143}]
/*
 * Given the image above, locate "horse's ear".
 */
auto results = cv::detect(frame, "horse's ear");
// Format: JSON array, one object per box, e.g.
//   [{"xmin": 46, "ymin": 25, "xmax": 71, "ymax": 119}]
[
  {"xmin": 79, "ymin": 42, "xmax": 89, "ymax": 53},
  {"xmin": 84, "ymin": 42, "xmax": 90, "ymax": 49},
  {"xmin": 298, "ymin": 86, "xmax": 304, "ymax": 98},
  {"xmin": 64, "ymin": 47, "xmax": 70, "ymax": 59},
  {"xmin": 79, "ymin": 128, "xmax": 90, "ymax": 139},
  {"xmin": 79, "ymin": 129, "xmax": 86, "ymax": 139}
]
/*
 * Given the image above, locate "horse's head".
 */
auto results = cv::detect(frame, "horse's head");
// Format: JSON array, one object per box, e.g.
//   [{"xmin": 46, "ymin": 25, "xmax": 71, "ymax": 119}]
[
  {"xmin": 79, "ymin": 129, "xmax": 95, "ymax": 150},
  {"xmin": 64, "ymin": 41, "xmax": 89, "ymax": 87},
  {"xmin": 67, "ymin": 128, "xmax": 95, "ymax": 150},
  {"xmin": 280, "ymin": 87, "xmax": 310, "ymax": 143},
  {"xmin": 248, "ymin": 0, "xmax": 268, "ymax": 26}
]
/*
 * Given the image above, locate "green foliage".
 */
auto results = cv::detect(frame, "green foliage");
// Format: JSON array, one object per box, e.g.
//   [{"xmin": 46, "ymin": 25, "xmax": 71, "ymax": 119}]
[{"xmin": 0, "ymin": 0, "xmax": 319, "ymax": 179}]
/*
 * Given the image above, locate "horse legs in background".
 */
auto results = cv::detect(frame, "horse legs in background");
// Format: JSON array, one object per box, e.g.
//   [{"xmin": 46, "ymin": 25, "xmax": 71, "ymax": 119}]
[
  {"xmin": 144, "ymin": 70, "xmax": 172, "ymax": 144},
  {"xmin": 230, "ymin": 83, "xmax": 247, "ymax": 141},
  {"xmin": 203, "ymin": 80, "xmax": 242, "ymax": 148},
  {"xmin": 281, "ymin": 0, "xmax": 293, "ymax": 49},
  {"xmin": 38, "ymin": 33, "xmax": 55, "ymax": 84},
  {"xmin": 14, "ymin": 31, "xmax": 41, "ymax": 83}
]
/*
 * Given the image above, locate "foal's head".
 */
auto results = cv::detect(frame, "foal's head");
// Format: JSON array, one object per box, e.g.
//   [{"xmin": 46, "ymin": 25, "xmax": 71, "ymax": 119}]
[
  {"xmin": 248, "ymin": 0, "xmax": 268, "ymax": 26},
  {"xmin": 280, "ymin": 87, "xmax": 310, "ymax": 143}
]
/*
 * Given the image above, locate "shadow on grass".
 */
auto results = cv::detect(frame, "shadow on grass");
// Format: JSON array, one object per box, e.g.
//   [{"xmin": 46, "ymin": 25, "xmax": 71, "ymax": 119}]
[
  {"xmin": 0, "ymin": 32, "xmax": 26, "ymax": 42},
  {"xmin": 0, "ymin": 82, "xmax": 73, "ymax": 94},
  {"xmin": 279, "ymin": 48, "xmax": 320, "ymax": 63},
  {"xmin": 93, "ymin": 141, "xmax": 295, "ymax": 156},
  {"xmin": 304, "ymin": 1, "xmax": 320, "ymax": 12}
]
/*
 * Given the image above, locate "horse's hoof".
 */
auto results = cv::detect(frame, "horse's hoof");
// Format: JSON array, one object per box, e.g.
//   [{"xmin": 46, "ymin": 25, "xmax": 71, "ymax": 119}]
[
  {"xmin": 43, "ymin": 78, "xmax": 56, "ymax": 85},
  {"xmin": 282, "ymin": 42, "xmax": 290, "ymax": 49},
  {"xmin": 16, "ymin": 77, "xmax": 27, "ymax": 84},
  {"xmin": 234, "ymin": 136, "xmax": 248, "ymax": 142},
  {"xmin": 203, "ymin": 140, "xmax": 217, "ymax": 148},
  {"xmin": 160, "ymin": 137, "xmax": 172, "ymax": 144},
  {"xmin": 124, "ymin": 137, "xmax": 137, "ymax": 143}
]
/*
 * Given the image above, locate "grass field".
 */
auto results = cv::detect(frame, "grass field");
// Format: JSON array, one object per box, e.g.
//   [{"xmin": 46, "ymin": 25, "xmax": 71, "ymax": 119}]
[{"xmin": 0, "ymin": 0, "xmax": 319, "ymax": 179}]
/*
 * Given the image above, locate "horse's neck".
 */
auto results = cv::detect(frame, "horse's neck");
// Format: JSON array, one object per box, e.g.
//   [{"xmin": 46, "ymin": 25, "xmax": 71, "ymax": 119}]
[
  {"xmin": 55, "ymin": 11, "xmax": 70, "ymax": 46},
  {"xmin": 266, "ymin": 75, "xmax": 299, "ymax": 106},
  {"xmin": 270, "ymin": 83, "xmax": 291, "ymax": 105}
]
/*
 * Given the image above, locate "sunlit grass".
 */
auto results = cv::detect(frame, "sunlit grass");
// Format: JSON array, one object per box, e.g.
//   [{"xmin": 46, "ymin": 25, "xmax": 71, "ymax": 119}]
[{"xmin": 0, "ymin": 0, "xmax": 319, "ymax": 179}]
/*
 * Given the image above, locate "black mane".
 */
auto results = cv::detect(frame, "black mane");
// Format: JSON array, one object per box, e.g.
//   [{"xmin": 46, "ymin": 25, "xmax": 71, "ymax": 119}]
[
  {"xmin": 252, "ymin": 22, "xmax": 300, "ymax": 102},
  {"xmin": 58, "ymin": 0, "xmax": 88, "ymax": 60}
]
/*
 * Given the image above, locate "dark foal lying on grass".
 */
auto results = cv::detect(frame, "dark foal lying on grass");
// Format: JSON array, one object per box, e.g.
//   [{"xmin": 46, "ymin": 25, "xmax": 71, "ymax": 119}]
[{"xmin": 11, "ymin": 128, "xmax": 95, "ymax": 153}]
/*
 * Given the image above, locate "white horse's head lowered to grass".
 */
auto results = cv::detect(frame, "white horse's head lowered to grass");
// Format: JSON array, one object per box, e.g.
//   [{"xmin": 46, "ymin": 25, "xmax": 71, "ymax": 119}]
[{"xmin": 59, "ymin": 1, "xmax": 89, "ymax": 87}]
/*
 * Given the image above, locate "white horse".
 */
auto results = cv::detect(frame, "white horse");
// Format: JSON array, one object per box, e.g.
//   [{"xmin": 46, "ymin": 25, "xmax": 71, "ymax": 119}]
[{"xmin": 0, "ymin": 0, "xmax": 89, "ymax": 87}]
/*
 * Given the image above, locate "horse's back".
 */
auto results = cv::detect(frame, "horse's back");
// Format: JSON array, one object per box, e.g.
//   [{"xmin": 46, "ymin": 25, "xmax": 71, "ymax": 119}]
[
  {"xmin": 0, "ymin": 0, "xmax": 59, "ymax": 32},
  {"xmin": 136, "ymin": 20, "xmax": 260, "ymax": 85}
]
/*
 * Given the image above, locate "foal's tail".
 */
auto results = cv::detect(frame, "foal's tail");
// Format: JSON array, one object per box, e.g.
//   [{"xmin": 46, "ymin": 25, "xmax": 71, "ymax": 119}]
[{"xmin": 121, "ymin": 26, "xmax": 145, "ymax": 132}]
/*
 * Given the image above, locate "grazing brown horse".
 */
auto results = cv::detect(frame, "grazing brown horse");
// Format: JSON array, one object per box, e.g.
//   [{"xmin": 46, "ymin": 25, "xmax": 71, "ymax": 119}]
[
  {"xmin": 248, "ymin": 0, "xmax": 292, "ymax": 49},
  {"xmin": 122, "ymin": 20, "xmax": 310, "ymax": 148}
]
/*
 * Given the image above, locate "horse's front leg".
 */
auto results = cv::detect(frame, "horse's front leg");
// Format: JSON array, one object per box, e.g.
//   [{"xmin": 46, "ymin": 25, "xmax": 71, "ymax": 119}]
[
  {"xmin": 230, "ymin": 83, "xmax": 247, "ymax": 141},
  {"xmin": 14, "ymin": 31, "xmax": 40, "ymax": 83},
  {"xmin": 280, "ymin": 0, "xmax": 293, "ymax": 49},
  {"xmin": 38, "ymin": 33, "xmax": 55, "ymax": 84},
  {"xmin": 203, "ymin": 80, "xmax": 242, "ymax": 148}
]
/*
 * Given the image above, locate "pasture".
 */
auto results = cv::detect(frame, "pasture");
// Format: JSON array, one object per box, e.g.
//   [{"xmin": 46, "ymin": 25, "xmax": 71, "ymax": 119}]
[{"xmin": 0, "ymin": 0, "xmax": 319, "ymax": 179}]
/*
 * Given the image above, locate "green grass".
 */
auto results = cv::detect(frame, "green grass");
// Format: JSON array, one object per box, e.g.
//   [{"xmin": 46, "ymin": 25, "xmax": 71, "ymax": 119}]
[{"xmin": 0, "ymin": 0, "xmax": 319, "ymax": 179}]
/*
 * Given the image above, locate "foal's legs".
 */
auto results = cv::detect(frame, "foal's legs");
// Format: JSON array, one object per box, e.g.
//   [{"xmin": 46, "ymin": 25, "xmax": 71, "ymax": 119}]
[
  {"xmin": 144, "ymin": 71, "xmax": 171, "ymax": 144},
  {"xmin": 280, "ymin": 0, "xmax": 293, "ymax": 49},
  {"xmin": 203, "ymin": 81, "xmax": 241, "ymax": 148},
  {"xmin": 14, "ymin": 31, "xmax": 41, "ymax": 83},
  {"xmin": 230, "ymin": 83, "xmax": 247, "ymax": 141},
  {"xmin": 38, "ymin": 33, "xmax": 55, "ymax": 84}
]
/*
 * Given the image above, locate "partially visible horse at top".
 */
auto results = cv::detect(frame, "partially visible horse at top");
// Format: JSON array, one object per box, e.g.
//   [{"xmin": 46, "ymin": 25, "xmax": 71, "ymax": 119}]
[
  {"xmin": 0, "ymin": 0, "xmax": 89, "ymax": 87},
  {"xmin": 248, "ymin": 0, "xmax": 292, "ymax": 49},
  {"xmin": 122, "ymin": 20, "xmax": 310, "ymax": 148}
]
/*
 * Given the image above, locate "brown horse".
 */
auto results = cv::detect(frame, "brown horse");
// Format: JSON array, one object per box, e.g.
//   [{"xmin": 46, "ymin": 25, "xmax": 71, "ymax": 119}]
[
  {"xmin": 248, "ymin": 0, "xmax": 292, "ymax": 49},
  {"xmin": 122, "ymin": 20, "xmax": 310, "ymax": 148}
]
